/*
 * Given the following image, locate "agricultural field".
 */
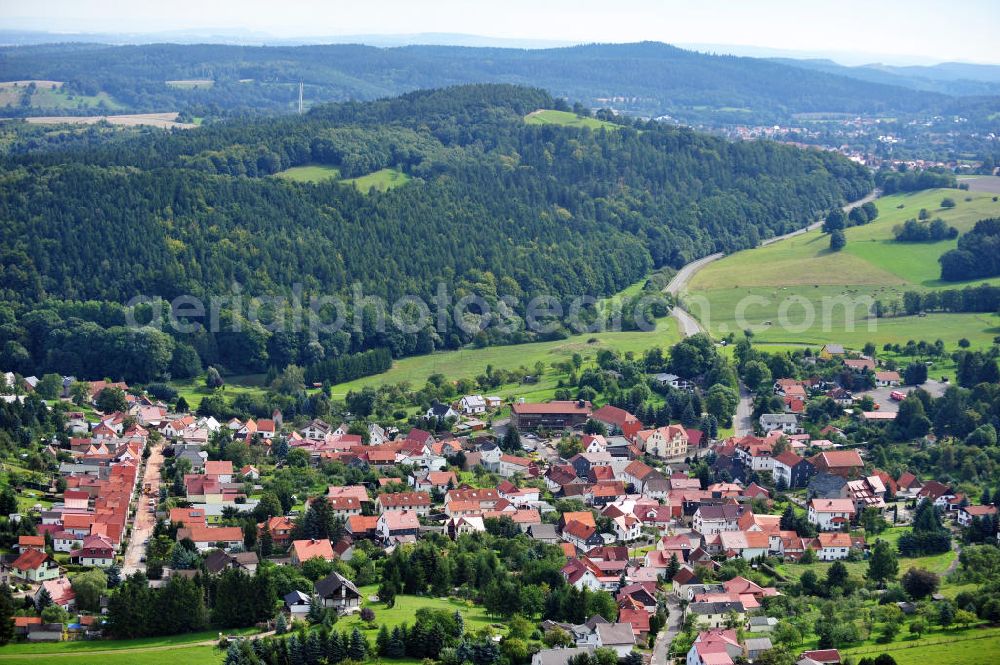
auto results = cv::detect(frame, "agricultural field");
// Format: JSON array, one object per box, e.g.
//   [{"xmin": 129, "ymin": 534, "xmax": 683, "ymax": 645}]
[
  {"xmin": 524, "ymin": 109, "xmax": 620, "ymax": 130},
  {"xmin": 274, "ymin": 164, "xmax": 341, "ymax": 183},
  {"xmin": 24, "ymin": 113, "xmax": 194, "ymax": 129},
  {"xmin": 685, "ymin": 188, "xmax": 1000, "ymax": 349},
  {"xmin": 342, "ymin": 168, "xmax": 411, "ymax": 193}
]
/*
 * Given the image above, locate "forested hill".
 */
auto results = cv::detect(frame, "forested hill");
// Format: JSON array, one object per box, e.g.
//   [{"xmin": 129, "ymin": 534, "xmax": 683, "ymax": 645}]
[
  {"xmin": 0, "ymin": 85, "xmax": 873, "ymax": 382},
  {"xmin": 0, "ymin": 41, "xmax": 943, "ymax": 122}
]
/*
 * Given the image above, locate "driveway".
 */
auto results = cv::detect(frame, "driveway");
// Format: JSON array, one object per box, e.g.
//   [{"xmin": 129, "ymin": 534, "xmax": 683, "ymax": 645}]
[{"xmin": 122, "ymin": 442, "xmax": 164, "ymax": 575}]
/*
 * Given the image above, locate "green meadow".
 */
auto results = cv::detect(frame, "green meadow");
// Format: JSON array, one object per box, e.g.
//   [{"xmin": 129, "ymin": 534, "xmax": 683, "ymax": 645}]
[
  {"xmin": 329, "ymin": 317, "xmax": 681, "ymax": 399},
  {"xmin": 342, "ymin": 167, "xmax": 411, "ymax": 193},
  {"xmin": 686, "ymin": 188, "xmax": 1000, "ymax": 349},
  {"xmin": 524, "ymin": 109, "xmax": 620, "ymax": 130},
  {"xmin": 274, "ymin": 164, "xmax": 341, "ymax": 183}
]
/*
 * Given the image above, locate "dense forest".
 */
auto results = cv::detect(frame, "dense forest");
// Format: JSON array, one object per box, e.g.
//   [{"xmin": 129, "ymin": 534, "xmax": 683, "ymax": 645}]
[
  {"xmin": 0, "ymin": 41, "xmax": 957, "ymax": 123},
  {"xmin": 0, "ymin": 84, "xmax": 873, "ymax": 382}
]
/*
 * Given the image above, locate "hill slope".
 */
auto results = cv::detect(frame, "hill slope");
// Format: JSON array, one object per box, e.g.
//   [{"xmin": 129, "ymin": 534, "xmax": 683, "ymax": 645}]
[{"xmin": 0, "ymin": 84, "xmax": 873, "ymax": 383}]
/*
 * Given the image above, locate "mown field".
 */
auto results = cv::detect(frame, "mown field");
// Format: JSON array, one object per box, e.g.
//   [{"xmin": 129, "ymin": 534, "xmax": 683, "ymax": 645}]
[
  {"xmin": 685, "ymin": 187, "xmax": 1000, "ymax": 349},
  {"xmin": 524, "ymin": 109, "xmax": 620, "ymax": 130}
]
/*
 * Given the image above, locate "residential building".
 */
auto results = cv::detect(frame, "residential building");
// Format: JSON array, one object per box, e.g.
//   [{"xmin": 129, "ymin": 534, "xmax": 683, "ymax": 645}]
[
  {"xmin": 314, "ymin": 571, "xmax": 361, "ymax": 613},
  {"xmin": 808, "ymin": 498, "xmax": 856, "ymax": 531},
  {"xmin": 511, "ymin": 401, "xmax": 592, "ymax": 431},
  {"xmin": 636, "ymin": 425, "xmax": 689, "ymax": 459}
]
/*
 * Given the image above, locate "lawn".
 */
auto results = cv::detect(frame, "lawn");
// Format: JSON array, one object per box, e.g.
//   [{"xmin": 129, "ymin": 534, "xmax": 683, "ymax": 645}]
[
  {"xmin": 274, "ymin": 164, "xmax": 341, "ymax": 183},
  {"xmin": 524, "ymin": 109, "xmax": 620, "ymax": 131},
  {"xmin": 342, "ymin": 168, "xmax": 411, "ymax": 193},
  {"xmin": 328, "ymin": 317, "xmax": 680, "ymax": 398},
  {"xmin": 339, "ymin": 585, "xmax": 499, "ymax": 635},
  {"xmin": 683, "ymin": 188, "xmax": 1000, "ymax": 349}
]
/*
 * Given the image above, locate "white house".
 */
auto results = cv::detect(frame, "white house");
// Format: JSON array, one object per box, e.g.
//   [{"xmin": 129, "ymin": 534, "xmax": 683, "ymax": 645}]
[
  {"xmin": 815, "ymin": 532, "xmax": 852, "ymax": 560},
  {"xmin": 459, "ymin": 395, "xmax": 487, "ymax": 415},
  {"xmin": 759, "ymin": 414, "xmax": 801, "ymax": 434},
  {"xmin": 808, "ymin": 498, "xmax": 855, "ymax": 531}
]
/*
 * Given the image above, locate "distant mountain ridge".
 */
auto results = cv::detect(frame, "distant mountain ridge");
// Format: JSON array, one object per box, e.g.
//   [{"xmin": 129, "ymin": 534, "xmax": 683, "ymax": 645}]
[
  {"xmin": 0, "ymin": 40, "xmax": 957, "ymax": 122},
  {"xmin": 771, "ymin": 57, "xmax": 1000, "ymax": 96}
]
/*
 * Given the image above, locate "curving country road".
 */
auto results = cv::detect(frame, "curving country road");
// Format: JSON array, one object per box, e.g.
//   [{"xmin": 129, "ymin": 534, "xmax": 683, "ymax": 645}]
[
  {"xmin": 660, "ymin": 189, "xmax": 880, "ymax": 441},
  {"xmin": 663, "ymin": 188, "xmax": 881, "ymax": 339}
]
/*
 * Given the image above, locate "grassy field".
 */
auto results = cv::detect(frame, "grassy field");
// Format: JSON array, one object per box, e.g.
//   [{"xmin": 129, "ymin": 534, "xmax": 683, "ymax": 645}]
[
  {"xmin": 342, "ymin": 168, "xmax": 411, "ymax": 193},
  {"xmin": 524, "ymin": 109, "xmax": 620, "ymax": 130},
  {"xmin": 274, "ymin": 164, "xmax": 341, "ymax": 183},
  {"xmin": 328, "ymin": 317, "xmax": 680, "ymax": 398},
  {"xmin": 685, "ymin": 189, "xmax": 1000, "ymax": 348},
  {"xmin": 0, "ymin": 646, "xmax": 220, "ymax": 664},
  {"xmin": 339, "ymin": 585, "xmax": 499, "ymax": 635}
]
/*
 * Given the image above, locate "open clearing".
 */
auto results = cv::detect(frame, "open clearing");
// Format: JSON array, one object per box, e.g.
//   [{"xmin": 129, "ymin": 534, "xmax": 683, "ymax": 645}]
[
  {"xmin": 24, "ymin": 112, "xmax": 195, "ymax": 129},
  {"xmin": 686, "ymin": 188, "xmax": 1000, "ymax": 348},
  {"xmin": 274, "ymin": 163, "xmax": 341, "ymax": 183},
  {"xmin": 342, "ymin": 167, "xmax": 411, "ymax": 193},
  {"xmin": 524, "ymin": 109, "xmax": 620, "ymax": 130}
]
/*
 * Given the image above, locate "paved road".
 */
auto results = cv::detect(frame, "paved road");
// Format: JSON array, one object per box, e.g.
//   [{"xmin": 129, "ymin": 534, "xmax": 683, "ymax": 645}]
[
  {"xmin": 734, "ymin": 383, "xmax": 754, "ymax": 436},
  {"xmin": 122, "ymin": 442, "xmax": 164, "ymax": 575},
  {"xmin": 662, "ymin": 189, "xmax": 881, "ymax": 340},
  {"xmin": 652, "ymin": 595, "xmax": 683, "ymax": 665}
]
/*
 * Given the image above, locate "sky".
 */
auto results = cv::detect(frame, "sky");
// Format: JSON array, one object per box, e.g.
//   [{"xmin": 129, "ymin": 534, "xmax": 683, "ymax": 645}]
[{"xmin": 3, "ymin": 0, "xmax": 999, "ymax": 65}]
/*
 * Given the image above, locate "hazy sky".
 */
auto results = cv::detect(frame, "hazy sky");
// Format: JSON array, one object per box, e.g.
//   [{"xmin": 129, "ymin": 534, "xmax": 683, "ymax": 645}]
[{"xmin": 4, "ymin": 0, "xmax": 999, "ymax": 64}]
